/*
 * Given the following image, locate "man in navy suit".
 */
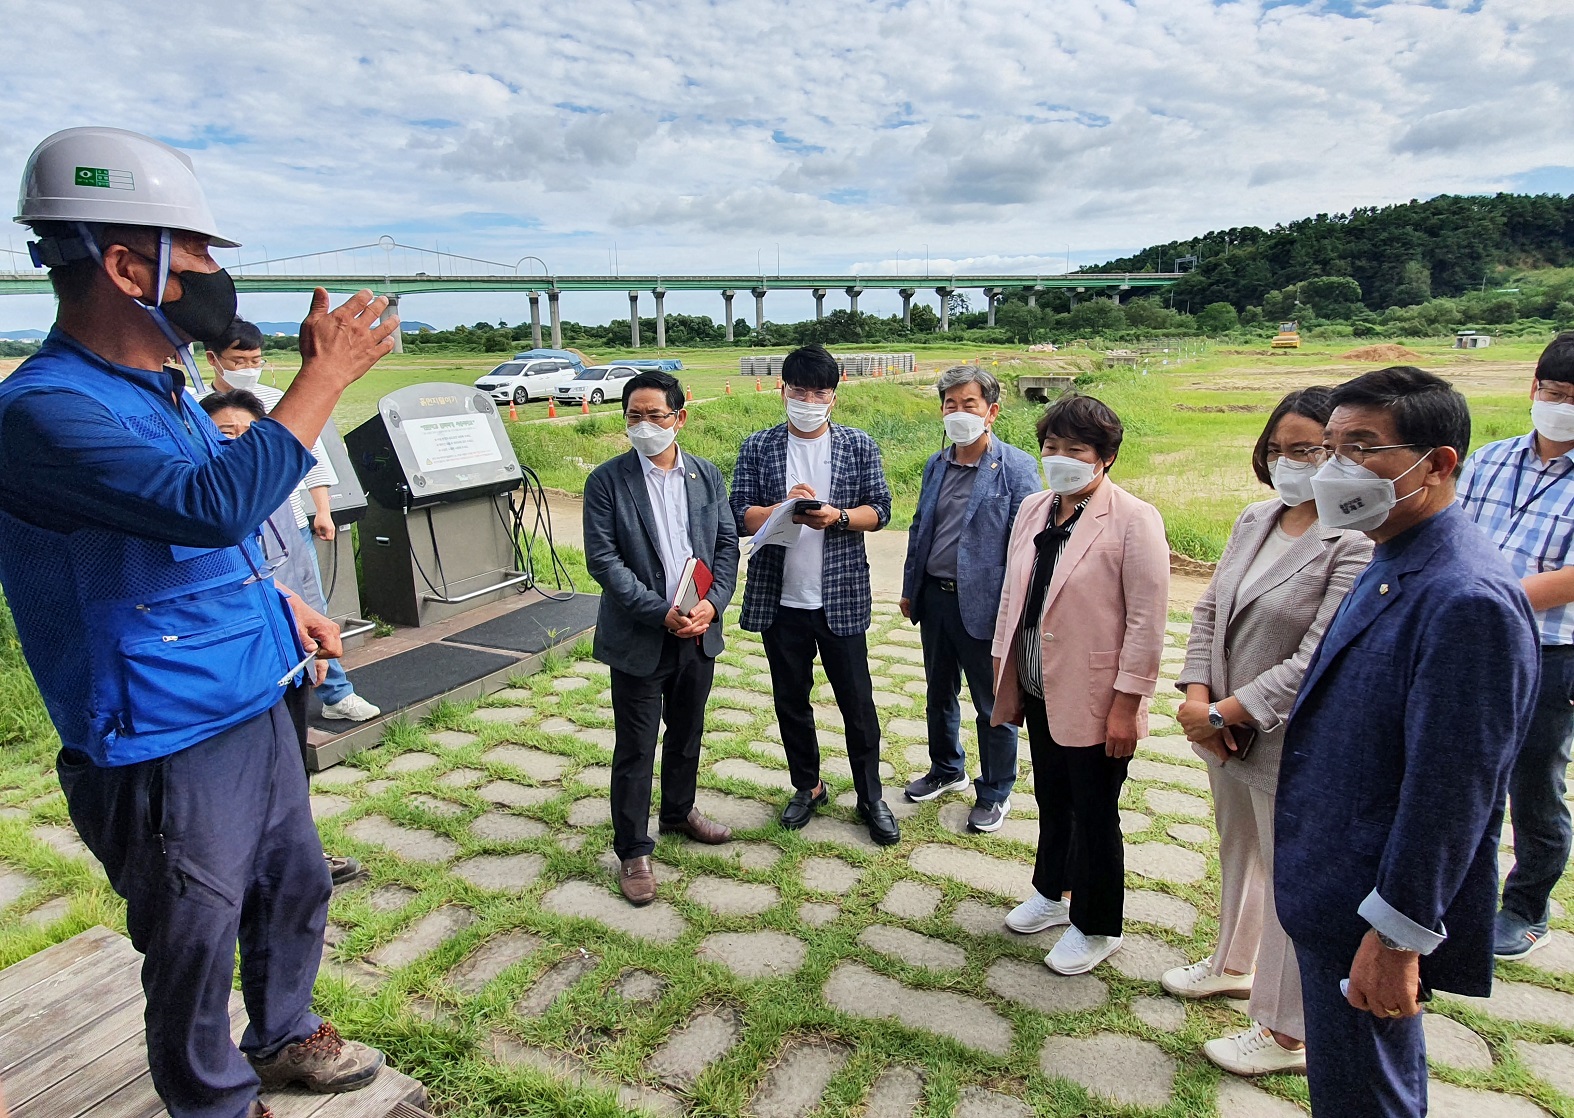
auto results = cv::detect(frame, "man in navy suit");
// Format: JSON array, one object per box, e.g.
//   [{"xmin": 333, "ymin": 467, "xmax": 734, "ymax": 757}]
[
  {"xmin": 1276, "ymin": 366, "xmax": 1539, "ymax": 1116},
  {"xmin": 899, "ymin": 365, "xmax": 1041, "ymax": 832}
]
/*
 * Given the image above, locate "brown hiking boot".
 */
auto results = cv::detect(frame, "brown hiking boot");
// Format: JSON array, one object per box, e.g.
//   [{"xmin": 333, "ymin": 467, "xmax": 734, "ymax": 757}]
[
  {"xmin": 620, "ymin": 855, "xmax": 657, "ymax": 906},
  {"xmin": 248, "ymin": 1021, "xmax": 384, "ymax": 1093},
  {"xmin": 658, "ymin": 809, "xmax": 732, "ymax": 845}
]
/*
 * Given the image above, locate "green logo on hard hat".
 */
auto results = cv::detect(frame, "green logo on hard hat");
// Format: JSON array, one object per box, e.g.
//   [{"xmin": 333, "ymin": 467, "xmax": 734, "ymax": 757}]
[{"xmin": 74, "ymin": 166, "xmax": 135, "ymax": 191}]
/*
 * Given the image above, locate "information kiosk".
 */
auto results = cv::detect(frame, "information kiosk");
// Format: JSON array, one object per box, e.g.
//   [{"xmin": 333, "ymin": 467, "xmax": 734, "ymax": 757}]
[
  {"xmin": 346, "ymin": 383, "xmax": 529, "ymax": 628},
  {"xmin": 309, "ymin": 418, "xmax": 375, "ymax": 643}
]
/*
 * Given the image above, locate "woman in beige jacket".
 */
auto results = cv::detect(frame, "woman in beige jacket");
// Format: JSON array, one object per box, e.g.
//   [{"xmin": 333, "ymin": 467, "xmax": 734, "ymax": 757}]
[{"xmin": 1162, "ymin": 387, "xmax": 1373, "ymax": 1076}]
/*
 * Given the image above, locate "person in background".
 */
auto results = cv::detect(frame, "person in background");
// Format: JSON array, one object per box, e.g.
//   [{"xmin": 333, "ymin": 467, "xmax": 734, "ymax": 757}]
[
  {"xmin": 899, "ymin": 365, "xmax": 1041, "ymax": 831},
  {"xmin": 992, "ymin": 394, "xmax": 1169, "ymax": 974},
  {"xmin": 1162, "ymin": 387, "xmax": 1373, "ymax": 1077},
  {"xmin": 1457, "ymin": 331, "xmax": 1574, "ymax": 961},
  {"xmin": 730, "ymin": 344, "xmax": 900, "ymax": 846},
  {"xmin": 205, "ymin": 317, "xmax": 379, "ymax": 724},
  {"xmin": 583, "ymin": 370, "xmax": 740, "ymax": 906},
  {"xmin": 1276, "ymin": 367, "xmax": 1538, "ymax": 1117}
]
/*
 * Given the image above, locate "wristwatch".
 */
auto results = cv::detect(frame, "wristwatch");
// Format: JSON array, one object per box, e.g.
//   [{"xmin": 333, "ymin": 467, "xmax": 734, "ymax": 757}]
[
  {"xmin": 1376, "ymin": 931, "xmax": 1410, "ymax": 952},
  {"xmin": 836, "ymin": 508, "xmax": 850, "ymax": 531},
  {"xmin": 1207, "ymin": 703, "xmax": 1225, "ymax": 729}
]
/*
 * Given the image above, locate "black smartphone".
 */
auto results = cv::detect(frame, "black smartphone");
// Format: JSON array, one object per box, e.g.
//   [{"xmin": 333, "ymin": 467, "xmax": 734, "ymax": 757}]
[{"xmin": 792, "ymin": 499, "xmax": 824, "ymax": 514}]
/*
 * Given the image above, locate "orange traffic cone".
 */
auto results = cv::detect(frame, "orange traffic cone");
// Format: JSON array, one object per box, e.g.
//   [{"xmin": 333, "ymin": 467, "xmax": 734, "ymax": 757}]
[
  {"xmin": 581, "ymin": 396, "xmax": 590, "ymax": 414},
  {"xmin": 686, "ymin": 384, "xmax": 694, "ymax": 402},
  {"xmin": 547, "ymin": 399, "xmax": 557, "ymax": 418},
  {"xmin": 755, "ymin": 376, "xmax": 762, "ymax": 392},
  {"xmin": 508, "ymin": 400, "xmax": 519, "ymax": 422},
  {"xmin": 841, "ymin": 370, "xmax": 848, "ymax": 382},
  {"xmin": 725, "ymin": 379, "xmax": 732, "ymax": 395},
  {"xmin": 775, "ymin": 377, "xmax": 782, "ymax": 390}
]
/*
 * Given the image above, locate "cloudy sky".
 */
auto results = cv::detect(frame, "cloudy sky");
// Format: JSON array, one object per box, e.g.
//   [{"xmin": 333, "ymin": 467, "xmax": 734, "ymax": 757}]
[{"xmin": 1, "ymin": 0, "xmax": 1571, "ymax": 331}]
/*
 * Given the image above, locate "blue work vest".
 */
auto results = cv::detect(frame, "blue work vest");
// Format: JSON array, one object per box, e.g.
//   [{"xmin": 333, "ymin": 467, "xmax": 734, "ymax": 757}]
[{"xmin": 0, "ymin": 347, "xmax": 305, "ymax": 766}]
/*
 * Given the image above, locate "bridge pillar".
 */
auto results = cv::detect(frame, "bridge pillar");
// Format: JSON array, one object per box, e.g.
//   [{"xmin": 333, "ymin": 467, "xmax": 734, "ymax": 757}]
[
  {"xmin": 381, "ymin": 293, "xmax": 403, "ymax": 354},
  {"xmin": 846, "ymin": 286, "xmax": 863, "ymax": 315},
  {"xmin": 984, "ymin": 287, "xmax": 1002, "ymax": 327},
  {"xmin": 547, "ymin": 290, "xmax": 562, "ymax": 348},
  {"xmin": 653, "ymin": 288, "xmax": 666, "ymax": 348},
  {"xmin": 628, "ymin": 292, "xmax": 641, "ymax": 348},
  {"xmin": 752, "ymin": 287, "xmax": 767, "ymax": 333},
  {"xmin": 935, "ymin": 287, "xmax": 953, "ymax": 333},
  {"xmin": 722, "ymin": 290, "xmax": 735, "ymax": 341},
  {"xmin": 1025, "ymin": 285, "xmax": 1044, "ymax": 309},
  {"xmin": 899, "ymin": 288, "xmax": 915, "ymax": 326},
  {"xmin": 528, "ymin": 292, "xmax": 543, "ymax": 349},
  {"xmin": 813, "ymin": 288, "xmax": 826, "ymax": 320},
  {"xmin": 1069, "ymin": 286, "xmax": 1085, "ymax": 310}
]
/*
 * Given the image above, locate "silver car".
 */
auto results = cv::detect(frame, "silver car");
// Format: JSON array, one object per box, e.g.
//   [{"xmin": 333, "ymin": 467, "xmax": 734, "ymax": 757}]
[{"xmin": 553, "ymin": 364, "xmax": 640, "ymax": 407}]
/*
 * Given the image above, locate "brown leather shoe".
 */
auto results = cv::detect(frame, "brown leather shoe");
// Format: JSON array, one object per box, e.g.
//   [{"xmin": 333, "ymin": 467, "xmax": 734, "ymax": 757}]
[
  {"xmin": 620, "ymin": 855, "xmax": 657, "ymax": 906},
  {"xmin": 247, "ymin": 1104, "xmax": 273, "ymax": 1118},
  {"xmin": 658, "ymin": 809, "xmax": 732, "ymax": 845}
]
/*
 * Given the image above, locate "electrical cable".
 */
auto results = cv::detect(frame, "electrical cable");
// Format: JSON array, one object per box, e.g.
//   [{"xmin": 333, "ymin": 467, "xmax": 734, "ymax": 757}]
[
  {"xmin": 424, "ymin": 506, "xmax": 451, "ymax": 597},
  {"xmin": 517, "ymin": 464, "xmax": 577, "ymax": 600}
]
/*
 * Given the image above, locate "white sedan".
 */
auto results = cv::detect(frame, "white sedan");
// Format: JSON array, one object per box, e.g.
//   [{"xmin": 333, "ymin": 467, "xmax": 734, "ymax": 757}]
[
  {"xmin": 474, "ymin": 357, "xmax": 578, "ymax": 404},
  {"xmin": 553, "ymin": 364, "xmax": 640, "ymax": 407}
]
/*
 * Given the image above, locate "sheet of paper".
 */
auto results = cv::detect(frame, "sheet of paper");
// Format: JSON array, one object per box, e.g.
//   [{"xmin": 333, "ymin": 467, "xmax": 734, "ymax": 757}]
[{"xmin": 746, "ymin": 499, "xmax": 805, "ymax": 553}]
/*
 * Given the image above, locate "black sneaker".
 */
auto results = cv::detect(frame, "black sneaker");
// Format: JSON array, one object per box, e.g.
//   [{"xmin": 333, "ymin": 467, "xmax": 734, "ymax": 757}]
[
  {"xmin": 326, "ymin": 854, "xmax": 364, "ymax": 886},
  {"xmin": 967, "ymin": 798, "xmax": 1011, "ymax": 833},
  {"xmin": 904, "ymin": 771, "xmax": 971, "ymax": 802},
  {"xmin": 1494, "ymin": 912, "xmax": 1552, "ymax": 961},
  {"xmin": 780, "ymin": 784, "xmax": 829, "ymax": 829}
]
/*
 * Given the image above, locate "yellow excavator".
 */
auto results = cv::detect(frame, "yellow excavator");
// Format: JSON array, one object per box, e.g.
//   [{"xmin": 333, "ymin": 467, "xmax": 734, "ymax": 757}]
[{"xmin": 1271, "ymin": 320, "xmax": 1301, "ymax": 349}]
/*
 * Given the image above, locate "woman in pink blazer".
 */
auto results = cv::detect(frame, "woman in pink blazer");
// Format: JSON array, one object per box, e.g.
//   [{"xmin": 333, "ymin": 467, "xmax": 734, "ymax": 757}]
[{"xmin": 991, "ymin": 394, "xmax": 1170, "ymax": 975}]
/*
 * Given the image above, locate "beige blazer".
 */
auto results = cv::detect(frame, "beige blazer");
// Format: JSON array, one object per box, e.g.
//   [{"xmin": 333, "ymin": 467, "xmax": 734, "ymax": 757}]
[
  {"xmin": 1176, "ymin": 498, "xmax": 1374, "ymax": 794},
  {"xmin": 991, "ymin": 479, "xmax": 1170, "ymax": 747}
]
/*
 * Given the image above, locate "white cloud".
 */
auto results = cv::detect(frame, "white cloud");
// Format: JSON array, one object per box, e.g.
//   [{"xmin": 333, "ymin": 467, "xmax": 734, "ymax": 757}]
[{"xmin": 0, "ymin": 0, "xmax": 1571, "ymax": 329}]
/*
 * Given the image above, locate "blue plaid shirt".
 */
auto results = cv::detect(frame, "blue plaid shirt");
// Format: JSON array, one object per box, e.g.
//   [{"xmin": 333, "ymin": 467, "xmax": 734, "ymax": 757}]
[
  {"xmin": 730, "ymin": 422, "xmax": 892, "ymax": 636},
  {"xmin": 1458, "ymin": 432, "xmax": 1574, "ymax": 645}
]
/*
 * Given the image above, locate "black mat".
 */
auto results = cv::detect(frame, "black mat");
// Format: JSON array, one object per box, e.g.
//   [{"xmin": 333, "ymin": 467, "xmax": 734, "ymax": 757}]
[
  {"xmin": 308, "ymin": 642, "xmax": 520, "ymax": 733},
  {"xmin": 443, "ymin": 592, "xmax": 600, "ymax": 655}
]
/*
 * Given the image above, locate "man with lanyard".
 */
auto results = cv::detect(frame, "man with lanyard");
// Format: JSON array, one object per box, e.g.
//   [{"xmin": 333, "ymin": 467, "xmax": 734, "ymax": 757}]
[
  {"xmin": 1458, "ymin": 331, "xmax": 1574, "ymax": 961},
  {"xmin": 0, "ymin": 128, "xmax": 397, "ymax": 1118}
]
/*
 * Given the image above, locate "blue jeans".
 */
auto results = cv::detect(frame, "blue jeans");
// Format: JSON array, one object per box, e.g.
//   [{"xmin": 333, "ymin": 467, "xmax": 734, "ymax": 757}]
[
  {"xmin": 1296, "ymin": 945, "xmax": 1427, "ymax": 1117},
  {"xmin": 917, "ymin": 578, "xmax": 1018, "ymax": 806},
  {"xmin": 297, "ymin": 525, "xmax": 353, "ymax": 705},
  {"xmin": 1501, "ymin": 644, "xmax": 1574, "ymax": 925}
]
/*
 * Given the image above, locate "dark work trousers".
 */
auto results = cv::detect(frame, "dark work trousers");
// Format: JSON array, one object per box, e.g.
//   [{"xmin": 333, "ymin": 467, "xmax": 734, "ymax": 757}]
[
  {"xmin": 1501, "ymin": 644, "xmax": 1574, "ymax": 926},
  {"xmin": 56, "ymin": 700, "xmax": 331, "ymax": 1118},
  {"xmin": 1296, "ymin": 945, "xmax": 1427, "ymax": 1117},
  {"xmin": 608, "ymin": 633, "xmax": 715, "ymax": 860},
  {"xmin": 1023, "ymin": 698, "xmax": 1129, "ymax": 936},
  {"xmin": 918, "ymin": 577, "xmax": 1018, "ymax": 805},
  {"xmin": 761, "ymin": 606, "xmax": 884, "ymax": 804}
]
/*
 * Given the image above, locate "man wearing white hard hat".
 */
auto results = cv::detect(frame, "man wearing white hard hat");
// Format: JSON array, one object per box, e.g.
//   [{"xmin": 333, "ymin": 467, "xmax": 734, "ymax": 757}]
[{"xmin": 0, "ymin": 128, "xmax": 397, "ymax": 1118}]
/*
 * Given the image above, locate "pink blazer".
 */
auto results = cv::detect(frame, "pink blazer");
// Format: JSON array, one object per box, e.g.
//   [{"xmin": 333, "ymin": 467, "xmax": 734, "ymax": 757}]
[{"xmin": 990, "ymin": 479, "xmax": 1170, "ymax": 747}]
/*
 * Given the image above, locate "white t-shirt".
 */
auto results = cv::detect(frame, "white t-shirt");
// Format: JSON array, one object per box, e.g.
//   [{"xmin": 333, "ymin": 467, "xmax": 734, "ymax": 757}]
[
  {"xmin": 1238, "ymin": 522, "xmax": 1297, "ymax": 598},
  {"xmin": 196, "ymin": 380, "xmax": 331, "ymax": 530},
  {"xmin": 778, "ymin": 429, "xmax": 833, "ymax": 610}
]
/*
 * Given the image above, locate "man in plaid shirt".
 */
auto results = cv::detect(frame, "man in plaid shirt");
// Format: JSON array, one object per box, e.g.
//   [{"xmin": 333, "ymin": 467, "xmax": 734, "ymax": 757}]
[
  {"xmin": 731, "ymin": 344, "xmax": 900, "ymax": 845},
  {"xmin": 1458, "ymin": 331, "xmax": 1574, "ymax": 961}
]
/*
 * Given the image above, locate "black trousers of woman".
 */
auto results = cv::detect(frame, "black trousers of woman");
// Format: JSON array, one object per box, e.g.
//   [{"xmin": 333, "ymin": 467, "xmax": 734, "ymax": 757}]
[{"xmin": 1023, "ymin": 699, "xmax": 1131, "ymax": 937}]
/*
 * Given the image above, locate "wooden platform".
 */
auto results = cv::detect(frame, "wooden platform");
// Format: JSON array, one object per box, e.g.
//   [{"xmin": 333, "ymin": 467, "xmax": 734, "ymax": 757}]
[{"xmin": 0, "ymin": 926, "xmax": 430, "ymax": 1118}]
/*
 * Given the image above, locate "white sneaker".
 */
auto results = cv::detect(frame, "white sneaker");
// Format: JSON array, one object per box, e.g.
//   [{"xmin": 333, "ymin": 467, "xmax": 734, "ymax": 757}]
[
  {"xmin": 1045, "ymin": 924, "xmax": 1122, "ymax": 975},
  {"xmin": 1005, "ymin": 892, "xmax": 1071, "ymax": 934},
  {"xmin": 320, "ymin": 694, "xmax": 382, "ymax": 722},
  {"xmin": 1203, "ymin": 1022, "xmax": 1307, "ymax": 1077},
  {"xmin": 1161, "ymin": 956, "xmax": 1255, "ymax": 1000}
]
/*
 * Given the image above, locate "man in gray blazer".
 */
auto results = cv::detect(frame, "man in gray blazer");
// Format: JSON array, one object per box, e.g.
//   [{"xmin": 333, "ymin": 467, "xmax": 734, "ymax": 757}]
[
  {"xmin": 583, "ymin": 371, "xmax": 740, "ymax": 905},
  {"xmin": 900, "ymin": 366, "xmax": 1042, "ymax": 832}
]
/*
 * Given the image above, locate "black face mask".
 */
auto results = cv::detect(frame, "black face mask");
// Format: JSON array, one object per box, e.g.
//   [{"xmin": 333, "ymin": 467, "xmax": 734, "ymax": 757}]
[{"xmin": 124, "ymin": 247, "xmax": 238, "ymax": 346}]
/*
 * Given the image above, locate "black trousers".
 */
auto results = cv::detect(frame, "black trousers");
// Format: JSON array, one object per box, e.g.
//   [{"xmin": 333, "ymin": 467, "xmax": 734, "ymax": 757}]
[
  {"xmin": 58, "ymin": 701, "xmax": 330, "ymax": 1118},
  {"xmin": 1023, "ymin": 698, "xmax": 1129, "ymax": 936},
  {"xmin": 608, "ymin": 633, "xmax": 715, "ymax": 860},
  {"xmin": 1501, "ymin": 644, "xmax": 1574, "ymax": 925},
  {"xmin": 761, "ymin": 606, "xmax": 883, "ymax": 803}
]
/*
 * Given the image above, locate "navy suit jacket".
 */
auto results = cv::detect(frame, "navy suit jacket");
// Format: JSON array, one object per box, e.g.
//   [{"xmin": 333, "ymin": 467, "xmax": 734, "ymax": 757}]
[
  {"xmin": 901, "ymin": 435, "xmax": 1042, "ymax": 641},
  {"xmin": 1274, "ymin": 503, "xmax": 1539, "ymax": 996}
]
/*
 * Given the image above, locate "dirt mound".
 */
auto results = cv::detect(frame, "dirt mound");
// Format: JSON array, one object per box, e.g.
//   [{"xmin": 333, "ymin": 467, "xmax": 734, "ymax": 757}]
[{"xmin": 1338, "ymin": 344, "xmax": 1422, "ymax": 362}]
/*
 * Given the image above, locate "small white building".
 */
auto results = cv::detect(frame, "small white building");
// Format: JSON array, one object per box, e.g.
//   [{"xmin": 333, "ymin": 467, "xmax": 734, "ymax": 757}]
[{"xmin": 1454, "ymin": 331, "xmax": 1492, "ymax": 349}]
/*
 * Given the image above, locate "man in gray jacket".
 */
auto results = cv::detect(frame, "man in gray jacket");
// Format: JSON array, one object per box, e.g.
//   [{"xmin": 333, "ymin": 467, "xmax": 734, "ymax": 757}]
[
  {"xmin": 900, "ymin": 366, "xmax": 1043, "ymax": 831},
  {"xmin": 583, "ymin": 371, "xmax": 740, "ymax": 905}
]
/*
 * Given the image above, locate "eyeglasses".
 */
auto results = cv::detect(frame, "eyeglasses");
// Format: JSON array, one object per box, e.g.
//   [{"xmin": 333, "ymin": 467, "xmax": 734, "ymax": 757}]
[
  {"xmin": 1266, "ymin": 445, "xmax": 1323, "ymax": 464},
  {"xmin": 625, "ymin": 410, "xmax": 677, "ymax": 425},
  {"xmin": 222, "ymin": 358, "xmax": 268, "ymax": 370},
  {"xmin": 1309, "ymin": 443, "xmax": 1432, "ymax": 466},
  {"xmin": 1535, "ymin": 383, "xmax": 1574, "ymax": 406},
  {"xmin": 784, "ymin": 387, "xmax": 835, "ymax": 403}
]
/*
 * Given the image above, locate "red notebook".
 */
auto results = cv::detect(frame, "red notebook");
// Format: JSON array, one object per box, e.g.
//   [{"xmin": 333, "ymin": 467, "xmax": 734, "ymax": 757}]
[{"xmin": 674, "ymin": 557, "xmax": 713, "ymax": 616}]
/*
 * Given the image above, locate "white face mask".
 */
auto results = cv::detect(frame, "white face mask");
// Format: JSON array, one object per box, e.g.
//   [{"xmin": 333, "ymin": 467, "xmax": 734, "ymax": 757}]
[
  {"xmin": 1041, "ymin": 454, "xmax": 1100, "ymax": 494},
  {"xmin": 627, "ymin": 421, "xmax": 677, "ymax": 458},
  {"xmin": 1532, "ymin": 400, "xmax": 1574, "ymax": 443},
  {"xmin": 220, "ymin": 365, "xmax": 261, "ymax": 390},
  {"xmin": 1271, "ymin": 457, "xmax": 1318, "ymax": 507},
  {"xmin": 785, "ymin": 397, "xmax": 831, "ymax": 432},
  {"xmin": 1310, "ymin": 453, "xmax": 1428, "ymax": 533},
  {"xmin": 943, "ymin": 412, "xmax": 988, "ymax": 447}
]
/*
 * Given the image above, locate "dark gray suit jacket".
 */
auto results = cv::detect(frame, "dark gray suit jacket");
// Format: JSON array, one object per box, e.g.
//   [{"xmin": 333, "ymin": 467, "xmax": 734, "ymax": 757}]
[{"xmin": 583, "ymin": 448, "xmax": 739, "ymax": 675}]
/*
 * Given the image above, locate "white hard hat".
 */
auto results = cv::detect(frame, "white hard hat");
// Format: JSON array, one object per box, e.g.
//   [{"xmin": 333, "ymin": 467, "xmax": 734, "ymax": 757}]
[{"xmin": 14, "ymin": 127, "xmax": 239, "ymax": 247}]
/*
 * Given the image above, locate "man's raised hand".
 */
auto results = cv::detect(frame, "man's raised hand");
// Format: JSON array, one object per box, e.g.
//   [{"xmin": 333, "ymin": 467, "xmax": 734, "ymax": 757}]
[{"xmin": 298, "ymin": 288, "xmax": 399, "ymax": 389}]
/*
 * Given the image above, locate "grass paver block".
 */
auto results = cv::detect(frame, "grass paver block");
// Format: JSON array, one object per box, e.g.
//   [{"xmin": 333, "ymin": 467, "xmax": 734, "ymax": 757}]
[
  {"xmin": 311, "ymin": 766, "xmax": 367, "ymax": 787},
  {"xmin": 472, "ymin": 707, "xmax": 531, "ymax": 724},
  {"xmin": 952, "ymin": 899, "xmax": 1065, "ymax": 951},
  {"xmin": 879, "ymin": 880, "xmax": 941, "ymax": 919},
  {"xmin": 19, "ymin": 896, "xmax": 69, "ymax": 928},
  {"xmin": 955, "ymin": 1087, "xmax": 1033, "ymax": 1118},
  {"xmin": 1451, "ymin": 980, "xmax": 1574, "ymax": 1028},
  {"xmin": 863, "ymin": 1066, "xmax": 925, "ymax": 1118},
  {"xmin": 689, "ymin": 875, "xmax": 780, "ymax": 916},
  {"xmin": 515, "ymin": 950, "xmax": 599, "ymax": 1015},
  {"xmin": 1124, "ymin": 888, "xmax": 1198, "ymax": 934},
  {"xmin": 1129, "ymin": 759, "xmax": 1211, "ymax": 792},
  {"xmin": 823, "ymin": 962, "xmax": 1013, "ymax": 1056},
  {"xmin": 1427, "ymin": 1081, "xmax": 1553, "ymax": 1117},
  {"xmin": 747, "ymin": 1040, "xmax": 851, "ymax": 1118},
  {"xmin": 859, "ymin": 924, "xmax": 965, "ymax": 971},
  {"xmin": 490, "ymin": 1032, "xmax": 683, "ymax": 1116},
  {"xmin": 453, "ymin": 852, "xmax": 546, "ymax": 891},
  {"xmin": 615, "ymin": 969, "xmax": 668, "ymax": 1003},
  {"xmin": 368, "ymin": 905, "xmax": 475, "ymax": 969},
  {"xmin": 428, "ymin": 730, "xmax": 479, "ymax": 749},
  {"xmin": 713, "ymin": 758, "xmax": 796, "ymax": 791},
  {"xmin": 1424, "ymin": 1013, "xmax": 1494, "ymax": 1071},
  {"xmin": 1216, "ymin": 1077, "xmax": 1309, "ymax": 1117},
  {"xmin": 567, "ymin": 796, "xmax": 611, "ymax": 827},
  {"xmin": 364, "ymin": 884, "xmax": 417, "ymax": 911},
  {"xmin": 575, "ymin": 764, "xmax": 613, "ymax": 789},
  {"xmin": 542, "ymin": 879, "xmax": 688, "ymax": 943},
  {"xmin": 646, "ymin": 1006, "xmax": 744, "ymax": 1088},
  {"xmin": 386, "ymin": 751, "xmax": 440, "ymax": 772},
  {"xmin": 1513, "ymin": 1040, "xmax": 1574, "ymax": 1094},
  {"xmin": 305, "ymin": 790, "xmax": 352, "ymax": 818},
  {"xmin": 1125, "ymin": 842, "xmax": 1208, "ymax": 885},
  {"xmin": 1167, "ymin": 822, "xmax": 1212, "ymax": 845},
  {"xmin": 694, "ymin": 790, "xmax": 778, "ymax": 831},
  {"xmin": 483, "ymin": 744, "xmax": 569, "ymax": 781},
  {"xmin": 470, "ymin": 812, "xmax": 549, "ymax": 842},
  {"xmin": 1038, "ymin": 1033, "xmax": 1175, "ymax": 1108},
  {"xmin": 908, "ymin": 843, "xmax": 1033, "ymax": 901},
  {"xmin": 799, "ymin": 902, "xmax": 840, "ymax": 928},
  {"xmin": 1107, "ymin": 932, "xmax": 1190, "ymax": 981},
  {"xmin": 985, "ymin": 957, "xmax": 1107, "ymax": 1015},
  {"xmin": 409, "ymin": 793, "xmax": 464, "ymax": 817},
  {"xmin": 800, "ymin": 856, "xmax": 866, "ymax": 895},
  {"xmin": 800, "ymin": 814, "xmax": 883, "ymax": 851},
  {"xmin": 1131, "ymin": 995, "xmax": 1187, "ymax": 1032},
  {"xmin": 476, "ymin": 780, "xmax": 558, "ymax": 809},
  {"xmin": 938, "ymin": 801, "xmax": 1040, "ymax": 846},
  {"xmin": 699, "ymin": 930, "xmax": 809, "ymax": 979},
  {"xmin": 447, "ymin": 930, "xmax": 542, "ymax": 995},
  {"xmin": 345, "ymin": 816, "xmax": 458, "ymax": 863},
  {"xmin": 437, "ymin": 767, "xmax": 484, "ymax": 788}
]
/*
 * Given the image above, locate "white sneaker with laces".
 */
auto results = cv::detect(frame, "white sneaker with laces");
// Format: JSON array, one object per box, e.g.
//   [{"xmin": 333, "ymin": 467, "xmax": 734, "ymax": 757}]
[
  {"xmin": 1005, "ymin": 892, "xmax": 1071, "ymax": 934},
  {"xmin": 320, "ymin": 694, "xmax": 381, "ymax": 722},
  {"xmin": 1045, "ymin": 924, "xmax": 1122, "ymax": 975},
  {"xmin": 1161, "ymin": 956, "xmax": 1255, "ymax": 1000},
  {"xmin": 1203, "ymin": 1021, "xmax": 1307, "ymax": 1076}
]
